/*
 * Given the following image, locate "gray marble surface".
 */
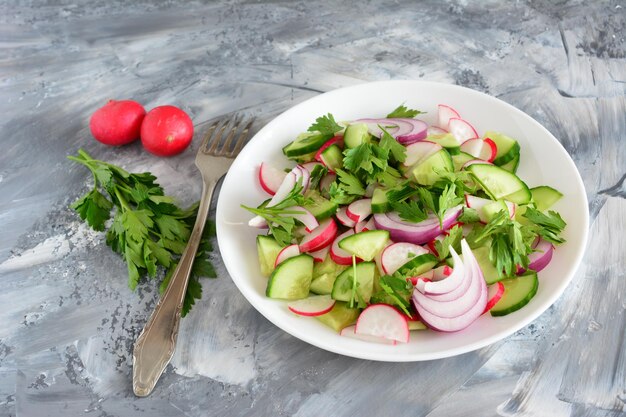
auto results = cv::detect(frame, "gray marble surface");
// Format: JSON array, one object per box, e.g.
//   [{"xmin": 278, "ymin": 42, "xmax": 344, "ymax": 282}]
[{"xmin": 1, "ymin": 1, "xmax": 625, "ymax": 416}]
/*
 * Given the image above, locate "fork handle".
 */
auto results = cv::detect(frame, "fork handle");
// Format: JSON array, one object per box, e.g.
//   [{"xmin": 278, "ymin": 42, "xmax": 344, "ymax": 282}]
[{"xmin": 132, "ymin": 179, "xmax": 216, "ymax": 397}]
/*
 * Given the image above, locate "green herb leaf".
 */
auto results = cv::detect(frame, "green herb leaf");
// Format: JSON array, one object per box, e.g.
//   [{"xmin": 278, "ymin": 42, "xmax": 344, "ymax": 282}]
[
  {"xmin": 437, "ymin": 184, "xmax": 463, "ymax": 228},
  {"xmin": 374, "ymin": 274, "xmax": 413, "ymax": 317},
  {"xmin": 308, "ymin": 113, "xmax": 342, "ymax": 136},
  {"xmin": 458, "ymin": 207, "xmax": 481, "ymax": 224},
  {"xmin": 390, "ymin": 199, "xmax": 427, "ymax": 223},
  {"xmin": 522, "ymin": 207, "xmax": 567, "ymax": 244},
  {"xmin": 70, "ymin": 189, "xmax": 113, "ymax": 231},
  {"xmin": 386, "ymin": 104, "xmax": 424, "ymax": 119},
  {"xmin": 378, "ymin": 126, "xmax": 407, "ymax": 163},
  {"xmin": 434, "ymin": 224, "xmax": 463, "ymax": 260}
]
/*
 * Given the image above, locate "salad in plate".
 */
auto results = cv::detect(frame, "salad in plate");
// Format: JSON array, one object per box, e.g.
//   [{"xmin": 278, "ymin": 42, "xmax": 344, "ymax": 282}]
[{"xmin": 242, "ymin": 103, "xmax": 566, "ymax": 345}]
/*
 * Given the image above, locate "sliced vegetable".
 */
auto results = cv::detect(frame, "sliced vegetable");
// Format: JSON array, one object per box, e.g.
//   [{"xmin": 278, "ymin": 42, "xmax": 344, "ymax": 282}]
[
  {"xmin": 274, "ymin": 244, "xmax": 301, "ymax": 267},
  {"xmin": 258, "ymin": 162, "xmax": 288, "ymax": 195},
  {"xmin": 288, "ymin": 295, "xmax": 336, "ymax": 316},
  {"xmin": 266, "ymin": 254, "xmax": 313, "ymax": 300},
  {"xmin": 338, "ymin": 230, "xmax": 390, "ymax": 262},
  {"xmin": 299, "ymin": 217, "xmax": 338, "ymax": 253},
  {"xmin": 448, "ymin": 118, "xmax": 478, "ymax": 144},
  {"xmin": 490, "ymin": 272, "xmax": 538, "ymax": 316},
  {"xmin": 355, "ymin": 304, "xmax": 409, "ymax": 343}
]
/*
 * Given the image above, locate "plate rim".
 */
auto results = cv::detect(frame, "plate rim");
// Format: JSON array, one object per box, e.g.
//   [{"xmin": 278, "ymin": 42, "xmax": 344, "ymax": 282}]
[{"xmin": 216, "ymin": 79, "xmax": 590, "ymax": 361}]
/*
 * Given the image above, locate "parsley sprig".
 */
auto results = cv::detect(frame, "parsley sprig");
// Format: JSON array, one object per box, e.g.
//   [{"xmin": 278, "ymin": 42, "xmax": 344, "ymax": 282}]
[
  {"xmin": 308, "ymin": 113, "xmax": 343, "ymax": 141},
  {"xmin": 68, "ymin": 149, "xmax": 216, "ymax": 317},
  {"xmin": 386, "ymin": 104, "xmax": 425, "ymax": 119}
]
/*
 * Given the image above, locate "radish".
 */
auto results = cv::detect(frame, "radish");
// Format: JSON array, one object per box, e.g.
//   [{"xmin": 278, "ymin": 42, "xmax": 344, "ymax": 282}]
[
  {"xmin": 354, "ymin": 217, "xmax": 374, "ymax": 233},
  {"xmin": 427, "ymin": 126, "xmax": 448, "ymax": 135},
  {"xmin": 274, "ymin": 244, "xmax": 301, "ymax": 267},
  {"xmin": 355, "ymin": 304, "xmax": 410, "ymax": 343},
  {"xmin": 448, "ymin": 118, "xmax": 478, "ymax": 144},
  {"xmin": 340, "ymin": 325, "xmax": 396, "ymax": 345},
  {"xmin": 291, "ymin": 206, "xmax": 319, "ymax": 232},
  {"xmin": 380, "ymin": 242, "xmax": 429, "ymax": 275},
  {"xmin": 483, "ymin": 282, "xmax": 505, "ymax": 314},
  {"xmin": 459, "ymin": 138, "xmax": 496, "ymax": 161},
  {"xmin": 403, "ymin": 141, "xmax": 442, "ymax": 169},
  {"xmin": 432, "ymin": 265, "xmax": 453, "ymax": 281},
  {"xmin": 364, "ymin": 183, "xmax": 377, "ymax": 198},
  {"xmin": 438, "ymin": 104, "xmax": 461, "ymax": 129},
  {"xmin": 335, "ymin": 206, "xmax": 357, "ymax": 227},
  {"xmin": 330, "ymin": 229, "xmax": 360, "ymax": 265},
  {"xmin": 90, "ymin": 99, "xmax": 146, "ymax": 146},
  {"xmin": 248, "ymin": 171, "xmax": 297, "ymax": 227},
  {"xmin": 346, "ymin": 198, "xmax": 373, "ymax": 223},
  {"xmin": 309, "ymin": 244, "xmax": 330, "ymax": 262},
  {"xmin": 301, "ymin": 161, "xmax": 324, "ymax": 175},
  {"xmin": 288, "ymin": 295, "xmax": 336, "ymax": 317},
  {"xmin": 461, "ymin": 159, "xmax": 493, "ymax": 170},
  {"xmin": 407, "ymin": 276, "xmax": 431, "ymax": 285},
  {"xmin": 465, "ymin": 195, "xmax": 515, "ymax": 223},
  {"xmin": 299, "ymin": 218, "xmax": 338, "ymax": 253},
  {"xmin": 319, "ymin": 173, "xmax": 336, "ymax": 196},
  {"xmin": 141, "ymin": 105, "xmax": 194, "ymax": 156},
  {"xmin": 314, "ymin": 136, "xmax": 344, "ymax": 161},
  {"xmin": 258, "ymin": 162, "xmax": 287, "ymax": 195}
]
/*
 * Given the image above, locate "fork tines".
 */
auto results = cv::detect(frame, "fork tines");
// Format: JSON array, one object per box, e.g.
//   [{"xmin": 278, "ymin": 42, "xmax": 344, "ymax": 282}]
[{"xmin": 201, "ymin": 115, "xmax": 254, "ymax": 157}]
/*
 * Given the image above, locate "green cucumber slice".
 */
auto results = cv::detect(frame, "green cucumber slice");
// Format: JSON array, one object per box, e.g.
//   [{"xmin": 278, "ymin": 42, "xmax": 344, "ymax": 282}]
[
  {"xmin": 484, "ymin": 131, "xmax": 520, "ymax": 166},
  {"xmin": 371, "ymin": 187, "xmax": 390, "ymax": 213},
  {"xmin": 338, "ymin": 230, "xmax": 390, "ymax": 261},
  {"xmin": 408, "ymin": 320, "xmax": 427, "ymax": 330},
  {"xmin": 452, "ymin": 151, "xmax": 475, "ymax": 171},
  {"xmin": 482, "ymin": 200, "xmax": 509, "ymax": 223},
  {"xmin": 282, "ymin": 132, "xmax": 330, "ymax": 157},
  {"xmin": 427, "ymin": 133, "xmax": 461, "ymax": 155},
  {"xmin": 316, "ymin": 301, "xmax": 360, "ymax": 331},
  {"xmin": 310, "ymin": 273, "xmax": 336, "ymax": 295},
  {"xmin": 319, "ymin": 144, "xmax": 343, "ymax": 172},
  {"xmin": 331, "ymin": 262, "xmax": 376, "ymax": 303},
  {"xmin": 398, "ymin": 253, "xmax": 438, "ymax": 276},
  {"xmin": 500, "ymin": 153, "xmax": 520, "ymax": 173},
  {"xmin": 467, "ymin": 164, "xmax": 531, "ymax": 204},
  {"xmin": 343, "ymin": 123, "xmax": 372, "ymax": 148},
  {"xmin": 256, "ymin": 235, "xmax": 283, "ymax": 277},
  {"xmin": 410, "ymin": 149, "xmax": 454, "ymax": 186},
  {"xmin": 266, "ymin": 254, "xmax": 313, "ymax": 300},
  {"xmin": 472, "ymin": 245, "xmax": 504, "ymax": 285},
  {"xmin": 490, "ymin": 272, "xmax": 538, "ymax": 316},
  {"xmin": 530, "ymin": 186, "xmax": 563, "ymax": 211},
  {"xmin": 303, "ymin": 190, "xmax": 337, "ymax": 220}
]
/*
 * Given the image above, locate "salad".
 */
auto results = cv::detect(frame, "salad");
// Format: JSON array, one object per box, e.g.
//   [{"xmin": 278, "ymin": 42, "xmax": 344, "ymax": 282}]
[{"xmin": 242, "ymin": 103, "xmax": 566, "ymax": 345}]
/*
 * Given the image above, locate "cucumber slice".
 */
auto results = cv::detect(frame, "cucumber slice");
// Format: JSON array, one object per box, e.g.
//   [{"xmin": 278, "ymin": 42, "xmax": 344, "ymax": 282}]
[
  {"xmin": 484, "ymin": 131, "xmax": 520, "ymax": 166},
  {"xmin": 283, "ymin": 132, "xmax": 330, "ymax": 158},
  {"xmin": 331, "ymin": 262, "xmax": 376, "ymax": 303},
  {"xmin": 256, "ymin": 235, "xmax": 283, "ymax": 277},
  {"xmin": 303, "ymin": 190, "xmax": 337, "ymax": 220},
  {"xmin": 452, "ymin": 151, "xmax": 475, "ymax": 171},
  {"xmin": 427, "ymin": 133, "xmax": 461, "ymax": 155},
  {"xmin": 467, "ymin": 164, "xmax": 531, "ymax": 204},
  {"xmin": 500, "ymin": 153, "xmax": 520, "ymax": 173},
  {"xmin": 313, "ymin": 254, "xmax": 340, "ymax": 277},
  {"xmin": 490, "ymin": 272, "xmax": 538, "ymax": 316},
  {"xmin": 472, "ymin": 245, "xmax": 504, "ymax": 285},
  {"xmin": 371, "ymin": 187, "xmax": 390, "ymax": 213},
  {"xmin": 319, "ymin": 144, "xmax": 343, "ymax": 172},
  {"xmin": 410, "ymin": 149, "xmax": 454, "ymax": 186},
  {"xmin": 397, "ymin": 253, "xmax": 438, "ymax": 276},
  {"xmin": 344, "ymin": 123, "xmax": 372, "ymax": 148},
  {"xmin": 530, "ymin": 186, "xmax": 563, "ymax": 211},
  {"xmin": 310, "ymin": 273, "xmax": 336, "ymax": 295},
  {"xmin": 408, "ymin": 320, "xmax": 427, "ymax": 330},
  {"xmin": 266, "ymin": 254, "xmax": 313, "ymax": 300},
  {"xmin": 482, "ymin": 200, "xmax": 509, "ymax": 223},
  {"xmin": 315, "ymin": 301, "xmax": 360, "ymax": 332},
  {"xmin": 338, "ymin": 230, "xmax": 390, "ymax": 261}
]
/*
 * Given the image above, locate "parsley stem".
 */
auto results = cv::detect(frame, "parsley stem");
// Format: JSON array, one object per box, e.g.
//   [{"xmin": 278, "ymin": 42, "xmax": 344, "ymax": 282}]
[
  {"xmin": 114, "ymin": 188, "xmax": 132, "ymax": 212},
  {"xmin": 350, "ymin": 254, "xmax": 357, "ymax": 308}
]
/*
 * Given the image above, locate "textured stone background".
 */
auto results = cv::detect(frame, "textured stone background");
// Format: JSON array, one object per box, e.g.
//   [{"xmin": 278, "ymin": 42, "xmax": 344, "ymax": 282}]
[{"xmin": 1, "ymin": 1, "xmax": 624, "ymax": 416}]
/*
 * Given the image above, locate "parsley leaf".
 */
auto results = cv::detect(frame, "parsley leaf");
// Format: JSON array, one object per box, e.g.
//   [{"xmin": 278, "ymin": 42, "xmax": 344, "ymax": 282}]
[
  {"xmin": 522, "ymin": 207, "xmax": 567, "ymax": 244},
  {"xmin": 458, "ymin": 207, "xmax": 481, "ymax": 224},
  {"xmin": 437, "ymin": 184, "xmax": 463, "ymax": 228},
  {"xmin": 379, "ymin": 126, "xmax": 407, "ymax": 163},
  {"xmin": 328, "ymin": 169, "xmax": 366, "ymax": 205},
  {"xmin": 308, "ymin": 113, "xmax": 342, "ymax": 136},
  {"xmin": 386, "ymin": 104, "xmax": 424, "ymax": 119},
  {"xmin": 434, "ymin": 224, "xmax": 463, "ymax": 260},
  {"xmin": 371, "ymin": 274, "xmax": 413, "ymax": 317},
  {"xmin": 390, "ymin": 199, "xmax": 427, "ymax": 223},
  {"xmin": 68, "ymin": 149, "xmax": 217, "ymax": 317},
  {"xmin": 343, "ymin": 143, "xmax": 388, "ymax": 180}
]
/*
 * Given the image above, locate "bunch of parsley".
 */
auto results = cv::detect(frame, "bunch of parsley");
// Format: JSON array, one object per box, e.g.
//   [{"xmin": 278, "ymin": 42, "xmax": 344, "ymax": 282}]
[{"xmin": 68, "ymin": 149, "xmax": 216, "ymax": 316}]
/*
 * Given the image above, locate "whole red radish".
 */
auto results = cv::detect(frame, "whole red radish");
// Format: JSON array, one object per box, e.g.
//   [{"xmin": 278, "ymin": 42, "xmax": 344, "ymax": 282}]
[
  {"xmin": 89, "ymin": 99, "xmax": 146, "ymax": 146},
  {"xmin": 140, "ymin": 105, "xmax": 194, "ymax": 156}
]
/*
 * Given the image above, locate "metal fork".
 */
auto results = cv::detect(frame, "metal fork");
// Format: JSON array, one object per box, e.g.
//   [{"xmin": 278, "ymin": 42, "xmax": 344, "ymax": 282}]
[{"xmin": 132, "ymin": 115, "xmax": 254, "ymax": 397}]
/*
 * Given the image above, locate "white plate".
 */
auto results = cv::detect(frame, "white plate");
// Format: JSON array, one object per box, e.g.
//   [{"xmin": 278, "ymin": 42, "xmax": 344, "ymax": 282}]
[{"xmin": 216, "ymin": 80, "xmax": 589, "ymax": 361}]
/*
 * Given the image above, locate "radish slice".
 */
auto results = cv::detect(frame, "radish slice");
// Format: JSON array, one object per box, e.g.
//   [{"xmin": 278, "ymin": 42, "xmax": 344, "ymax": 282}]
[
  {"xmin": 438, "ymin": 104, "xmax": 460, "ymax": 129},
  {"xmin": 330, "ymin": 229, "xmax": 359, "ymax": 265},
  {"xmin": 314, "ymin": 135, "xmax": 344, "ymax": 162},
  {"xmin": 461, "ymin": 159, "xmax": 493, "ymax": 169},
  {"xmin": 346, "ymin": 198, "xmax": 373, "ymax": 223},
  {"xmin": 381, "ymin": 242, "xmax": 429, "ymax": 275},
  {"xmin": 274, "ymin": 244, "xmax": 301, "ymax": 267},
  {"xmin": 448, "ymin": 118, "xmax": 479, "ymax": 144},
  {"xmin": 340, "ymin": 325, "xmax": 396, "ymax": 345},
  {"xmin": 403, "ymin": 141, "xmax": 442, "ymax": 169},
  {"xmin": 364, "ymin": 183, "xmax": 376, "ymax": 198},
  {"xmin": 258, "ymin": 162, "xmax": 287, "ymax": 195},
  {"xmin": 432, "ymin": 265, "xmax": 453, "ymax": 281},
  {"xmin": 407, "ymin": 275, "xmax": 432, "ymax": 286},
  {"xmin": 483, "ymin": 282, "xmax": 505, "ymax": 314},
  {"xmin": 336, "ymin": 206, "xmax": 357, "ymax": 227},
  {"xmin": 395, "ymin": 118, "xmax": 428, "ymax": 145},
  {"xmin": 309, "ymin": 244, "xmax": 330, "ymax": 262},
  {"xmin": 465, "ymin": 194, "xmax": 515, "ymax": 222},
  {"xmin": 301, "ymin": 161, "xmax": 324, "ymax": 175},
  {"xmin": 372, "ymin": 206, "xmax": 463, "ymax": 245},
  {"xmin": 355, "ymin": 304, "xmax": 410, "ymax": 343},
  {"xmin": 290, "ymin": 206, "xmax": 319, "ymax": 232},
  {"xmin": 319, "ymin": 173, "xmax": 336, "ymax": 195},
  {"xmin": 354, "ymin": 218, "xmax": 369, "ymax": 233},
  {"xmin": 427, "ymin": 126, "xmax": 448, "ymax": 135},
  {"xmin": 248, "ymin": 171, "xmax": 298, "ymax": 227},
  {"xmin": 299, "ymin": 217, "xmax": 338, "ymax": 253},
  {"xmin": 288, "ymin": 295, "xmax": 336, "ymax": 317},
  {"xmin": 459, "ymin": 138, "xmax": 496, "ymax": 161},
  {"xmin": 294, "ymin": 165, "xmax": 310, "ymax": 194}
]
